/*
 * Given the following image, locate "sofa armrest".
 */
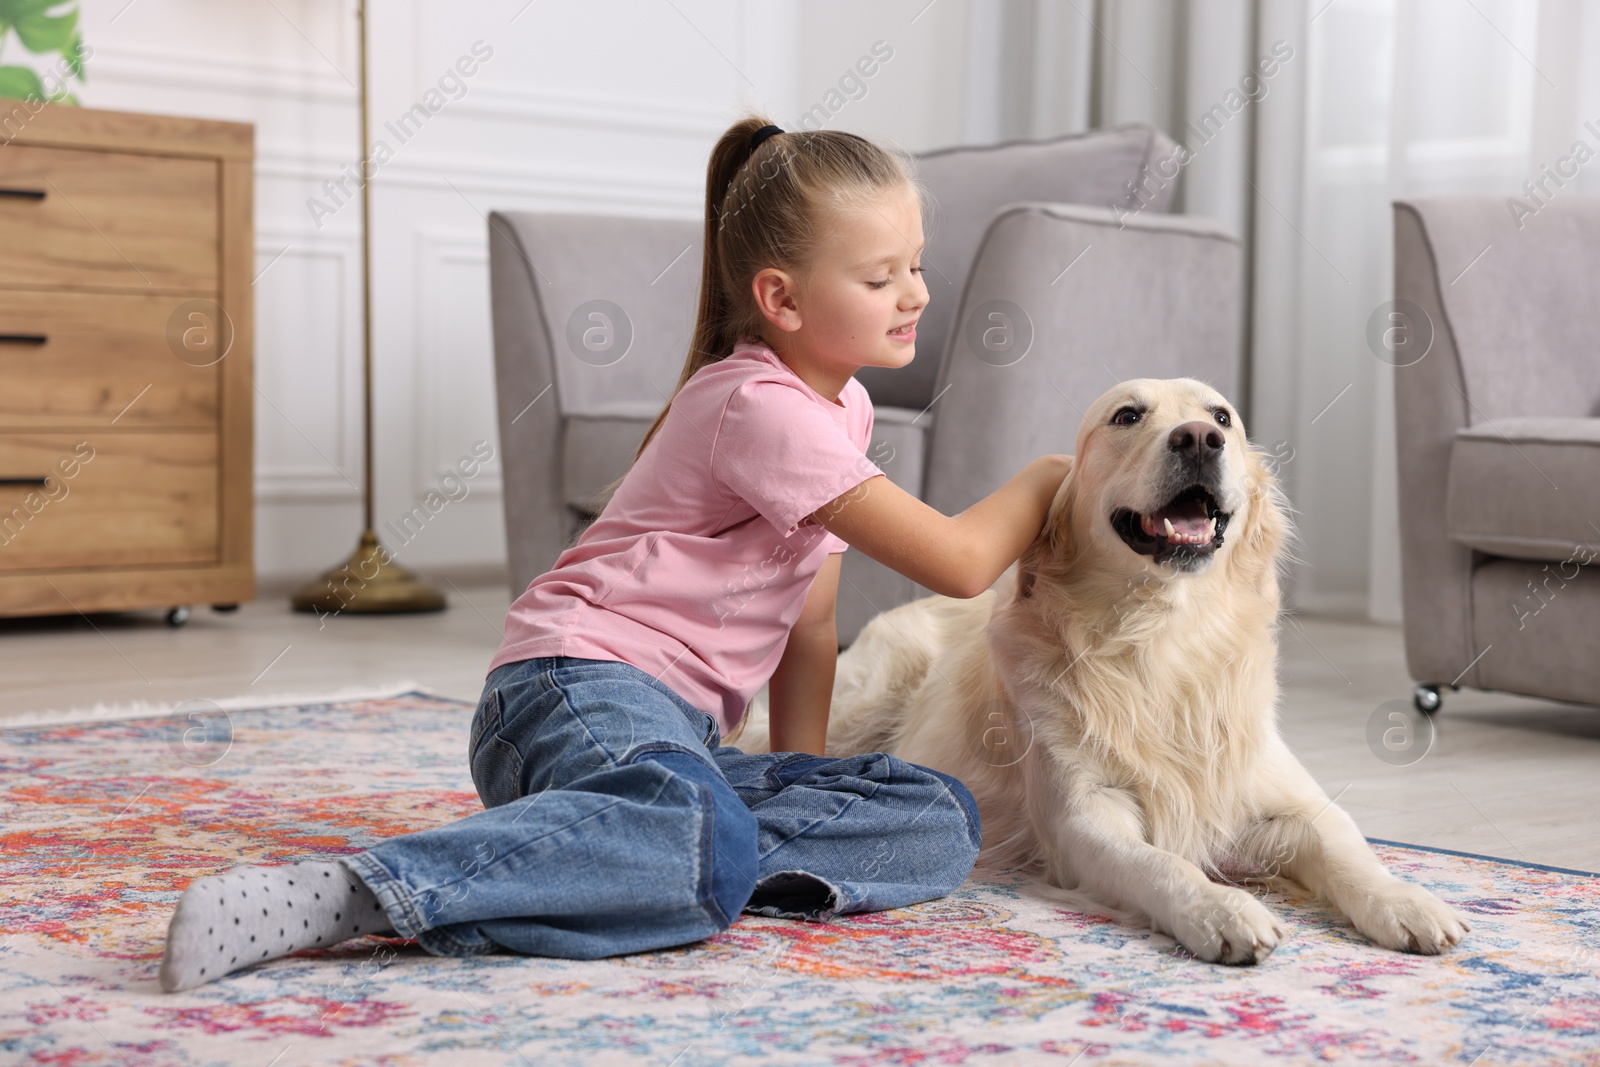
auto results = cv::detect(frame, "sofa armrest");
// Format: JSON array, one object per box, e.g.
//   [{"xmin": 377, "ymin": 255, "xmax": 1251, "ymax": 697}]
[
  {"xmin": 920, "ymin": 202, "xmax": 1242, "ymax": 516},
  {"xmin": 487, "ymin": 209, "xmax": 702, "ymax": 598},
  {"xmin": 488, "ymin": 211, "xmax": 567, "ymax": 599},
  {"xmin": 1391, "ymin": 202, "xmax": 1479, "ymax": 688}
]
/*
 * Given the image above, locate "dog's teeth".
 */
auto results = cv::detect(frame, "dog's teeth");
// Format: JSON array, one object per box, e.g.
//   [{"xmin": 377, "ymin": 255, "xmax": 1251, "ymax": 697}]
[
  {"xmin": 1206, "ymin": 516, "xmax": 1217, "ymax": 539},
  {"xmin": 1162, "ymin": 517, "xmax": 1176, "ymax": 539}
]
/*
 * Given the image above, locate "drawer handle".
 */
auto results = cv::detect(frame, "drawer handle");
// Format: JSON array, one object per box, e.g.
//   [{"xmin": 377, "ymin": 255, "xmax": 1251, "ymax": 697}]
[
  {"xmin": 0, "ymin": 333, "xmax": 47, "ymax": 345},
  {"xmin": 0, "ymin": 476, "xmax": 50, "ymax": 487},
  {"xmin": 0, "ymin": 188, "xmax": 47, "ymax": 201}
]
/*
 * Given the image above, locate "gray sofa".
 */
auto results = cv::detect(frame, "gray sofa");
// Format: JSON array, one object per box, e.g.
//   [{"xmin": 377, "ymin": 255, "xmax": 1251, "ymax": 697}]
[
  {"xmin": 1393, "ymin": 197, "xmax": 1600, "ymax": 711},
  {"xmin": 489, "ymin": 124, "xmax": 1243, "ymax": 644}
]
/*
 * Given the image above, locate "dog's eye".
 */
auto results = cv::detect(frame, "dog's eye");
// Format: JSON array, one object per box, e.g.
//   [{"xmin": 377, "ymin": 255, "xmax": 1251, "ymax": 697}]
[
  {"xmin": 1214, "ymin": 409, "xmax": 1231, "ymax": 427},
  {"xmin": 1111, "ymin": 407, "xmax": 1141, "ymax": 426}
]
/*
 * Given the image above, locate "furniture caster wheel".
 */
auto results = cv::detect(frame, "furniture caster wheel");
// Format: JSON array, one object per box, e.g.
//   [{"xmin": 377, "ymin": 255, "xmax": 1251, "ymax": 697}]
[
  {"xmin": 167, "ymin": 605, "xmax": 192, "ymax": 627},
  {"xmin": 211, "ymin": 603, "xmax": 240, "ymax": 613},
  {"xmin": 1413, "ymin": 684, "xmax": 1442, "ymax": 715}
]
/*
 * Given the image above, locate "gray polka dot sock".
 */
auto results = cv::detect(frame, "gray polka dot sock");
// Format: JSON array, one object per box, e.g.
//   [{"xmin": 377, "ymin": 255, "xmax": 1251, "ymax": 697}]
[{"xmin": 159, "ymin": 858, "xmax": 394, "ymax": 993}]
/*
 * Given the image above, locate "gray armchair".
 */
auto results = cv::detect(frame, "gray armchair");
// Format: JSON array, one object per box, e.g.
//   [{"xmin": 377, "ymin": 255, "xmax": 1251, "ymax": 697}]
[
  {"xmin": 489, "ymin": 124, "xmax": 1243, "ymax": 644},
  {"xmin": 1393, "ymin": 197, "xmax": 1600, "ymax": 711}
]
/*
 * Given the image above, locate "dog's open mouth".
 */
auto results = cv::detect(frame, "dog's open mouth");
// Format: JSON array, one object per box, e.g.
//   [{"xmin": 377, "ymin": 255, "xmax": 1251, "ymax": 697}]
[{"xmin": 1111, "ymin": 485, "xmax": 1231, "ymax": 565}]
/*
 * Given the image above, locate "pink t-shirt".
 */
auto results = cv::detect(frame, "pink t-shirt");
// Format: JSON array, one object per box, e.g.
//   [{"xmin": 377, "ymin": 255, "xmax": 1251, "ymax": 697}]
[{"xmin": 488, "ymin": 339, "xmax": 885, "ymax": 732}]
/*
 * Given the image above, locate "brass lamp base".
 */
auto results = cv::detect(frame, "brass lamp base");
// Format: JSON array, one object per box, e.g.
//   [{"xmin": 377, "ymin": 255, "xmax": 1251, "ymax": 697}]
[{"xmin": 289, "ymin": 530, "xmax": 446, "ymax": 615}]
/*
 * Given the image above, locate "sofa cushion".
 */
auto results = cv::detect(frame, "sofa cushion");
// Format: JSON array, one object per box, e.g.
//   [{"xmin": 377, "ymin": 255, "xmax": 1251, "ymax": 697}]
[
  {"xmin": 561, "ymin": 404, "xmax": 658, "ymax": 513},
  {"xmin": 1446, "ymin": 417, "xmax": 1600, "ymax": 561}
]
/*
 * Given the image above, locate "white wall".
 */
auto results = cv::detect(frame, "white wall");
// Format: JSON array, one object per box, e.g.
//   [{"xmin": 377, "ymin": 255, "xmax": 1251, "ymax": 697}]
[{"xmin": 63, "ymin": 0, "xmax": 973, "ymax": 583}]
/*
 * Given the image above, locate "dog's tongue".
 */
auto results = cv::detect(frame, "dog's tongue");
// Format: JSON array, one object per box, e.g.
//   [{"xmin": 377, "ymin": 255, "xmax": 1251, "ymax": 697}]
[{"xmin": 1140, "ymin": 496, "xmax": 1212, "ymax": 542}]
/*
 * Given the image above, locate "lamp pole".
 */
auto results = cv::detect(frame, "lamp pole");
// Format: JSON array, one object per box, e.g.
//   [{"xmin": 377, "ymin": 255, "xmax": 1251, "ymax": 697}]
[{"xmin": 291, "ymin": 0, "xmax": 445, "ymax": 616}]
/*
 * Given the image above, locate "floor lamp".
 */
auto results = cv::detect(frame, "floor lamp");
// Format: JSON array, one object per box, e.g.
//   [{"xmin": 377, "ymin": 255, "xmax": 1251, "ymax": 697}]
[{"xmin": 291, "ymin": 0, "xmax": 444, "ymax": 615}]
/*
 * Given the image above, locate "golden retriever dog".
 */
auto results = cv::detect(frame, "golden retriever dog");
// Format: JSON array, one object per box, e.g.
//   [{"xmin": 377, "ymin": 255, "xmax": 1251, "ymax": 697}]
[{"xmin": 737, "ymin": 377, "xmax": 1469, "ymax": 964}]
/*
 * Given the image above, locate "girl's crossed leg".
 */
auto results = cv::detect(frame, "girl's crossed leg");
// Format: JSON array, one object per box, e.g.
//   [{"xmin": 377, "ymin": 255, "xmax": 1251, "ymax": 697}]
[
  {"xmin": 341, "ymin": 656, "xmax": 981, "ymax": 959},
  {"xmin": 159, "ymin": 655, "xmax": 980, "ymax": 988}
]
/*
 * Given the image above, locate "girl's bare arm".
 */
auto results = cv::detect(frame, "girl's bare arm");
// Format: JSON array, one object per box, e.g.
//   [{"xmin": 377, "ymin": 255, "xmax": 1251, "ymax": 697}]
[
  {"xmin": 767, "ymin": 553, "xmax": 840, "ymax": 755},
  {"xmin": 808, "ymin": 455, "xmax": 1072, "ymax": 600}
]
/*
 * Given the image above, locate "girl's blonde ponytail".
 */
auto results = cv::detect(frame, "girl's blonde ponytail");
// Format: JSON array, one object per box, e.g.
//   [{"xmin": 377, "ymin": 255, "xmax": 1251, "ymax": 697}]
[{"xmin": 630, "ymin": 116, "xmax": 778, "ymax": 463}]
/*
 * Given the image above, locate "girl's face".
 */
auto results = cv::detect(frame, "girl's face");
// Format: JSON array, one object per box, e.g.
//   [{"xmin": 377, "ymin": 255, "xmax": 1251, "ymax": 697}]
[{"xmin": 761, "ymin": 182, "xmax": 928, "ymax": 381}]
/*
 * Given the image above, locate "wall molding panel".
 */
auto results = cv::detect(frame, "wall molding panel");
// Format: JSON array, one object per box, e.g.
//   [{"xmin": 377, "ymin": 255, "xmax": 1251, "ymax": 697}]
[
  {"xmin": 412, "ymin": 229, "xmax": 503, "ymax": 502},
  {"xmin": 255, "ymin": 148, "xmax": 701, "ymax": 213},
  {"xmin": 453, "ymin": 85, "xmax": 731, "ymax": 137},
  {"xmin": 85, "ymin": 44, "xmax": 354, "ymax": 105},
  {"xmin": 250, "ymin": 233, "xmax": 364, "ymax": 504}
]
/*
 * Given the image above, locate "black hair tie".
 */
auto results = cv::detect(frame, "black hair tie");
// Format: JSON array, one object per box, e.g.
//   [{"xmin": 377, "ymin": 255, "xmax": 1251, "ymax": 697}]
[{"xmin": 750, "ymin": 124, "xmax": 784, "ymax": 151}]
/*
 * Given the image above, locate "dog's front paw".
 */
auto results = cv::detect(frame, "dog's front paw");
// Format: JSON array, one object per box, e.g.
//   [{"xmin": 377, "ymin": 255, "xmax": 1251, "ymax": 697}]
[
  {"xmin": 1348, "ymin": 877, "xmax": 1470, "ymax": 954},
  {"xmin": 1170, "ymin": 884, "xmax": 1286, "ymax": 965}
]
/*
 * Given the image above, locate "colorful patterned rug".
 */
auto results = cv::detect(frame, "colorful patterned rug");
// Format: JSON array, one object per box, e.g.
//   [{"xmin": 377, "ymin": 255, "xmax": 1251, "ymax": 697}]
[{"xmin": 2, "ymin": 689, "xmax": 1597, "ymax": 1066}]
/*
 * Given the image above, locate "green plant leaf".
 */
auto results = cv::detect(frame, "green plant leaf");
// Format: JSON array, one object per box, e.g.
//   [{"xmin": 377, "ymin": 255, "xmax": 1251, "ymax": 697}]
[
  {"xmin": 0, "ymin": 63, "xmax": 45, "ymax": 101},
  {"xmin": 0, "ymin": 0, "xmax": 61, "ymax": 32},
  {"xmin": 59, "ymin": 31, "xmax": 83, "ymax": 79},
  {"xmin": 4, "ymin": 0, "xmax": 70, "ymax": 16},
  {"xmin": 14, "ymin": 6, "xmax": 75, "ymax": 54}
]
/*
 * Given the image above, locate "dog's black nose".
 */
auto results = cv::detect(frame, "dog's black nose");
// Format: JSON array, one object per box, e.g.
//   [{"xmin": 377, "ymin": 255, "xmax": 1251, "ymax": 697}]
[{"xmin": 1168, "ymin": 420, "xmax": 1225, "ymax": 458}]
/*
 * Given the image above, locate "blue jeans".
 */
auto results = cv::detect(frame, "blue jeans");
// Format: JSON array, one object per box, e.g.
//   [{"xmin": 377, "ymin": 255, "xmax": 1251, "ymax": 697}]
[{"xmin": 342, "ymin": 655, "xmax": 981, "ymax": 959}]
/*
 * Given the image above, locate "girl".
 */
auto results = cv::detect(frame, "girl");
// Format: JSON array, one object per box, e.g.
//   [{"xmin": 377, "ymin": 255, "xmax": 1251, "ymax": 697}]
[{"xmin": 159, "ymin": 116, "xmax": 1071, "ymax": 992}]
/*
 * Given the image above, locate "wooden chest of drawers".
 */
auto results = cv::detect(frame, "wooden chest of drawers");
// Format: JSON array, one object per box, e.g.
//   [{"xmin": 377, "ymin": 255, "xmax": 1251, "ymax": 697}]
[{"xmin": 0, "ymin": 105, "xmax": 254, "ymax": 620}]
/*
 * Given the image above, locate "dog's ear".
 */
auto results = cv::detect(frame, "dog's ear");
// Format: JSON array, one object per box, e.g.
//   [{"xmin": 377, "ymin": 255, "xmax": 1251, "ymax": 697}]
[
  {"xmin": 1226, "ymin": 442, "xmax": 1292, "ymax": 587},
  {"xmin": 1016, "ymin": 457, "xmax": 1077, "ymax": 599}
]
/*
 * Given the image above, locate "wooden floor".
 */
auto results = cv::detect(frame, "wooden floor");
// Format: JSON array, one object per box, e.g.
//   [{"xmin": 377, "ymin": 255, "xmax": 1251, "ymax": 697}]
[{"xmin": 2, "ymin": 578, "xmax": 1596, "ymax": 873}]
